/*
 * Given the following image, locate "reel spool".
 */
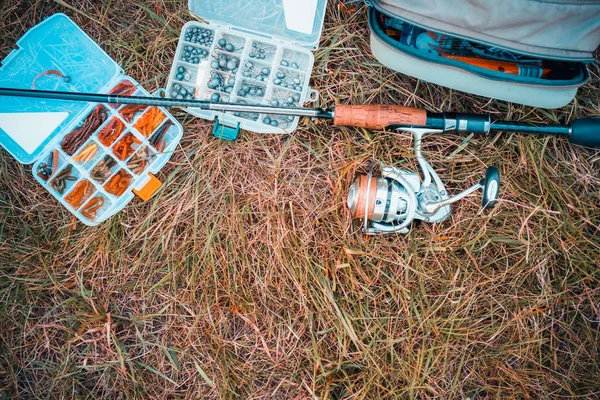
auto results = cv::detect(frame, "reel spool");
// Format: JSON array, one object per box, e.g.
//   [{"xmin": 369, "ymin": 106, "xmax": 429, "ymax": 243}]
[{"xmin": 347, "ymin": 128, "xmax": 501, "ymax": 234}]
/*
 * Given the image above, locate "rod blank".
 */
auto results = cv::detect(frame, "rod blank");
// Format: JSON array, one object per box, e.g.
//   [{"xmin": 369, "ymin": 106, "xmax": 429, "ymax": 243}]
[{"xmin": 0, "ymin": 87, "xmax": 330, "ymax": 118}]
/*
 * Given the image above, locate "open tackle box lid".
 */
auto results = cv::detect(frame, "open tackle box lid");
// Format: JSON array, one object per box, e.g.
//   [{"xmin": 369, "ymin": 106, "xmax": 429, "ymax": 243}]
[
  {"xmin": 188, "ymin": 0, "xmax": 328, "ymax": 50},
  {"xmin": 0, "ymin": 14, "xmax": 121, "ymax": 164}
]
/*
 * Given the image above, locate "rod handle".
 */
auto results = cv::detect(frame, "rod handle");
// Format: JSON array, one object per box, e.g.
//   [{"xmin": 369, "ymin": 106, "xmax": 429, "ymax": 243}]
[
  {"xmin": 333, "ymin": 104, "xmax": 427, "ymax": 130},
  {"xmin": 569, "ymin": 118, "xmax": 600, "ymax": 148}
]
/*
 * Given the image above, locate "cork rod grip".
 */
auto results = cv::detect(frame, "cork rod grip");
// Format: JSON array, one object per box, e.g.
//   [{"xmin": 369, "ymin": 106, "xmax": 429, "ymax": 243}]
[{"xmin": 333, "ymin": 104, "xmax": 427, "ymax": 130}]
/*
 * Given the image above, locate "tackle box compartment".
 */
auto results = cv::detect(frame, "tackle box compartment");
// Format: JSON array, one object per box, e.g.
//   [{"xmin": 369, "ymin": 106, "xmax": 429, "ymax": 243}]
[
  {"xmin": 165, "ymin": 0, "xmax": 328, "ymax": 137},
  {"xmin": 0, "ymin": 14, "xmax": 184, "ymax": 226}
]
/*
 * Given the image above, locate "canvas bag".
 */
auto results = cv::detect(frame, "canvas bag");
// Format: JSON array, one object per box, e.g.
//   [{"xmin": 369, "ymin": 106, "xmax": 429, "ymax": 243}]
[{"xmin": 366, "ymin": 0, "xmax": 600, "ymax": 108}]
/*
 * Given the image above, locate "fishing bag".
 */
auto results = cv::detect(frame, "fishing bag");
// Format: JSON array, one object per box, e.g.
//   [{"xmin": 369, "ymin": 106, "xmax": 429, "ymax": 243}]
[{"xmin": 366, "ymin": 0, "xmax": 600, "ymax": 109}]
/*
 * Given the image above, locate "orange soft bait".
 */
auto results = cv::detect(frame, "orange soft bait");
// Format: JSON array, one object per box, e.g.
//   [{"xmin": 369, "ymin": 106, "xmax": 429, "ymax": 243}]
[
  {"xmin": 80, "ymin": 196, "xmax": 105, "ymax": 220},
  {"xmin": 65, "ymin": 180, "xmax": 94, "ymax": 208},
  {"xmin": 134, "ymin": 107, "xmax": 167, "ymax": 137},
  {"xmin": 104, "ymin": 169, "xmax": 132, "ymax": 197},
  {"xmin": 119, "ymin": 105, "xmax": 145, "ymax": 123},
  {"xmin": 98, "ymin": 118, "xmax": 125, "ymax": 146},
  {"xmin": 113, "ymin": 133, "xmax": 141, "ymax": 161}
]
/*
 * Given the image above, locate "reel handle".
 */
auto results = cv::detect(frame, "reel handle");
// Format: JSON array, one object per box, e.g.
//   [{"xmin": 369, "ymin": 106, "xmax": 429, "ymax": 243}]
[
  {"xmin": 569, "ymin": 118, "xmax": 600, "ymax": 147},
  {"xmin": 420, "ymin": 166, "xmax": 500, "ymax": 214}
]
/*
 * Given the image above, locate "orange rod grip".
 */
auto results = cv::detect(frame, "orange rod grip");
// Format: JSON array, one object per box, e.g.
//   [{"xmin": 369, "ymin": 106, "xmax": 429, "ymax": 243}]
[{"xmin": 333, "ymin": 104, "xmax": 427, "ymax": 130}]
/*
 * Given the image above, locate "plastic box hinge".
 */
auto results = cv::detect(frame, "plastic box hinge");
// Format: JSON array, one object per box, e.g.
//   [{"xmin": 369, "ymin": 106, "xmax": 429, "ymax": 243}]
[
  {"xmin": 1, "ymin": 49, "xmax": 20, "ymax": 67},
  {"xmin": 212, "ymin": 117, "xmax": 240, "ymax": 141}
]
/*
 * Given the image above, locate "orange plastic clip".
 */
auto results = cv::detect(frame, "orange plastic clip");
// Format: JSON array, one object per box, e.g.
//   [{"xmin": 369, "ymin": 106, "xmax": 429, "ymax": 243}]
[{"xmin": 133, "ymin": 173, "xmax": 162, "ymax": 201}]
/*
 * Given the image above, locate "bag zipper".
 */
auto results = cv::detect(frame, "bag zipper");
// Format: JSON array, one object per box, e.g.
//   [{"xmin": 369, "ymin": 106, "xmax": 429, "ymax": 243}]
[
  {"xmin": 367, "ymin": 0, "xmax": 595, "ymax": 63},
  {"xmin": 368, "ymin": 7, "xmax": 588, "ymax": 88}
]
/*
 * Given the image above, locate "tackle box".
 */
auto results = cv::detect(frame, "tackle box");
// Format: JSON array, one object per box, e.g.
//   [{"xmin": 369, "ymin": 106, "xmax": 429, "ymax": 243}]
[
  {"xmin": 165, "ymin": 0, "xmax": 328, "ymax": 139},
  {"xmin": 0, "ymin": 14, "xmax": 183, "ymax": 226}
]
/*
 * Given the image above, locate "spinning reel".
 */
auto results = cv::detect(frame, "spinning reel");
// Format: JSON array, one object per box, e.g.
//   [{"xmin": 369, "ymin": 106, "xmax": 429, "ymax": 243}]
[{"xmin": 347, "ymin": 128, "xmax": 500, "ymax": 234}]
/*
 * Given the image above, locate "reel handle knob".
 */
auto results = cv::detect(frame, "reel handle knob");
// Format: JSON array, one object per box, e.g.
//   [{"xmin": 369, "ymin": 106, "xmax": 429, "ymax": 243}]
[
  {"xmin": 569, "ymin": 118, "xmax": 600, "ymax": 148},
  {"xmin": 480, "ymin": 166, "xmax": 500, "ymax": 210}
]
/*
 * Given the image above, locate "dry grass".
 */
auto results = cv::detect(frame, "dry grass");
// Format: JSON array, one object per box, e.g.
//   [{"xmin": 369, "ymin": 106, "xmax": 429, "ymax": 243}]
[{"xmin": 1, "ymin": 1, "xmax": 600, "ymax": 398}]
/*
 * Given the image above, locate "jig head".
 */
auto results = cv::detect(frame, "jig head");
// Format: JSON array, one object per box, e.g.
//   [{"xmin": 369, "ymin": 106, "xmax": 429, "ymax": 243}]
[{"xmin": 347, "ymin": 128, "xmax": 500, "ymax": 234}]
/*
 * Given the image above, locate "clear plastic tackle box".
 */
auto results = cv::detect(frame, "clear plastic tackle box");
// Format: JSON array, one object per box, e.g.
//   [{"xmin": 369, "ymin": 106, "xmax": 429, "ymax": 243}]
[
  {"xmin": 0, "ymin": 14, "xmax": 183, "ymax": 226},
  {"xmin": 165, "ymin": 0, "xmax": 328, "ymax": 138}
]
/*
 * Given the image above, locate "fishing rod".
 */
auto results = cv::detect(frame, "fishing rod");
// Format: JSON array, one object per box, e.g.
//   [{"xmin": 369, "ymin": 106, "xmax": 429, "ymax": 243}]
[
  {"xmin": 0, "ymin": 87, "xmax": 598, "ymax": 148},
  {"xmin": 1, "ymin": 87, "xmax": 598, "ymax": 234}
]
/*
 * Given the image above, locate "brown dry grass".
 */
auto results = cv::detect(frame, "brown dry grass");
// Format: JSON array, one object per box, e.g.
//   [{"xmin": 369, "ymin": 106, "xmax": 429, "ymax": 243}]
[{"xmin": 1, "ymin": 1, "xmax": 599, "ymax": 399}]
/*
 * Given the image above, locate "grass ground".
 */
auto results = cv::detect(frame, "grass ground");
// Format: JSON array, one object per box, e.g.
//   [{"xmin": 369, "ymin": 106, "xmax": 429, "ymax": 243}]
[{"xmin": 1, "ymin": 1, "xmax": 599, "ymax": 398}]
